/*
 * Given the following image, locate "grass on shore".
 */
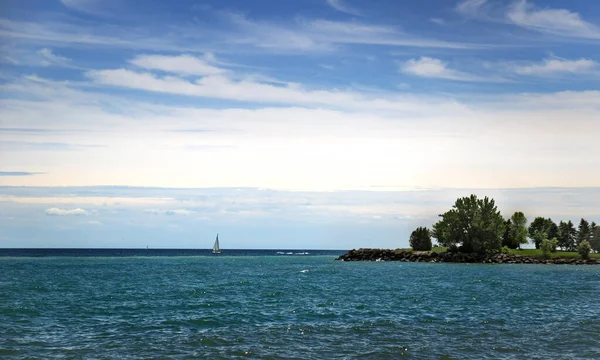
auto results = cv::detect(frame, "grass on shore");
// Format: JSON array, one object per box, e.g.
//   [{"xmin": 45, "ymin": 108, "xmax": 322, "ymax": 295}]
[
  {"xmin": 395, "ymin": 247, "xmax": 446, "ymax": 253},
  {"xmin": 395, "ymin": 247, "xmax": 600, "ymax": 259},
  {"xmin": 508, "ymin": 248, "xmax": 600, "ymax": 259}
]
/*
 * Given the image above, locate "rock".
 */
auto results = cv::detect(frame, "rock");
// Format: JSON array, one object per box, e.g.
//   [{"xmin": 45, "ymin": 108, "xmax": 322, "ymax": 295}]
[{"xmin": 334, "ymin": 248, "xmax": 598, "ymax": 265}]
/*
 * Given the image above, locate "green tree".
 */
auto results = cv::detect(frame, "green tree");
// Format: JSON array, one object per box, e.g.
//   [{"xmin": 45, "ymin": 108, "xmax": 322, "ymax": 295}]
[
  {"xmin": 546, "ymin": 220, "xmax": 559, "ymax": 244},
  {"xmin": 541, "ymin": 238, "xmax": 558, "ymax": 259},
  {"xmin": 557, "ymin": 221, "xmax": 567, "ymax": 250},
  {"xmin": 501, "ymin": 218, "xmax": 514, "ymax": 248},
  {"xmin": 578, "ymin": 240, "xmax": 591, "ymax": 260},
  {"xmin": 590, "ymin": 224, "xmax": 600, "ymax": 253},
  {"xmin": 532, "ymin": 230, "xmax": 547, "ymax": 252},
  {"xmin": 509, "ymin": 212, "xmax": 528, "ymax": 249},
  {"xmin": 557, "ymin": 220, "xmax": 577, "ymax": 251},
  {"xmin": 409, "ymin": 226, "xmax": 432, "ymax": 251},
  {"xmin": 528, "ymin": 217, "xmax": 557, "ymax": 249},
  {"xmin": 577, "ymin": 218, "xmax": 590, "ymax": 248},
  {"xmin": 431, "ymin": 195, "xmax": 505, "ymax": 255}
]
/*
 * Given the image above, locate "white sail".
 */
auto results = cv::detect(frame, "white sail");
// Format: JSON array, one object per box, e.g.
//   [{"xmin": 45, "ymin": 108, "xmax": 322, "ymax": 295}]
[{"xmin": 212, "ymin": 233, "xmax": 221, "ymax": 254}]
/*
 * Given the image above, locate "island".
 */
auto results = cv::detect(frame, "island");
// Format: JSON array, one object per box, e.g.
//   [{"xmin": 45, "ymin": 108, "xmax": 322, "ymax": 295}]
[{"xmin": 336, "ymin": 195, "xmax": 600, "ymax": 265}]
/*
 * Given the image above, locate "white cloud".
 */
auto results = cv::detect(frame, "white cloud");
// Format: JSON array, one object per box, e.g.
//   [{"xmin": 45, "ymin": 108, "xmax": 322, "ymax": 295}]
[
  {"xmin": 5, "ymin": 196, "xmax": 174, "ymax": 206},
  {"xmin": 456, "ymin": 0, "xmax": 488, "ymax": 16},
  {"xmin": 514, "ymin": 58, "xmax": 598, "ymax": 76},
  {"xmin": 2, "ymin": 67, "xmax": 600, "ymax": 191},
  {"xmin": 36, "ymin": 48, "xmax": 71, "ymax": 66},
  {"xmin": 325, "ymin": 0, "xmax": 363, "ymax": 16},
  {"xmin": 61, "ymin": 0, "xmax": 98, "ymax": 13},
  {"xmin": 304, "ymin": 19, "xmax": 477, "ymax": 49},
  {"xmin": 81, "ymin": 220, "xmax": 102, "ymax": 225},
  {"xmin": 506, "ymin": 0, "xmax": 600, "ymax": 39},
  {"xmin": 455, "ymin": 0, "xmax": 600, "ymax": 39},
  {"xmin": 400, "ymin": 57, "xmax": 484, "ymax": 81},
  {"xmin": 61, "ymin": 0, "xmax": 121, "ymax": 17},
  {"xmin": 0, "ymin": 47, "xmax": 72, "ymax": 67},
  {"xmin": 129, "ymin": 54, "xmax": 226, "ymax": 76},
  {"xmin": 0, "ymin": 18, "xmax": 211, "ymax": 53},
  {"xmin": 45, "ymin": 207, "xmax": 88, "ymax": 216},
  {"xmin": 144, "ymin": 209, "xmax": 195, "ymax": 215},
  {"xmin": 221, "ymin": 12, "xmax": 479, "ymax": 51},
  {"xmin": 85, "ymin": 65, "xmax": 468, "ymax": 111},
  {"xmin": 5, "ymin": 187, "xmax": 600, "ymax": 227},
  {"xmin": 0, "ymin": 10, "xmax": 478, "ymax": 56}
]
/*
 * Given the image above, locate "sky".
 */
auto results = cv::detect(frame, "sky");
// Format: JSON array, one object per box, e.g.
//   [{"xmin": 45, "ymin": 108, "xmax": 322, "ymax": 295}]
[{"xmin": 0, "ymin": 0, "xmax": 599, "ymax": 249}]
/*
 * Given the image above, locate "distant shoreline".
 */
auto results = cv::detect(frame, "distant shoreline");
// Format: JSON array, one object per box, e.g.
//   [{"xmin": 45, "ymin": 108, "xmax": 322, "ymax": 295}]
[{"xmin": 336, "ymin": 248, "xmax": 600, "ymax": 265}]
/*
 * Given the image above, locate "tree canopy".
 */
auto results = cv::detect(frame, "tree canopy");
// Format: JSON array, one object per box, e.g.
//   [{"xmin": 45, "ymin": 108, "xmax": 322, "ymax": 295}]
[
  {"xmin": 590, "ymin": 223, "xmax": 600, "ymax": 253},
  {"xmin": 577, "ymin": 219, "xmax": 591, "ymax": 248},
  {"xmin": 557, "ymin": 220, "xmax": 577, "ymax": 251},
  {"xmin": 431, "ymin": 195, "xmax": 505, "ymax": 255},
  {"xmin": 423, "ymin": 194, "xmax": 597, "ymax": 257},
  {"xmin": 528, "ymin": 217, "xmax": 558, "ymax": 249},
  {"xmin": 502, "ymin": 212, "xmax": 528, "ymax": 249},
  {"xmin": 409, "ymin": 226, "xmax": 432, "ymax": 251}
]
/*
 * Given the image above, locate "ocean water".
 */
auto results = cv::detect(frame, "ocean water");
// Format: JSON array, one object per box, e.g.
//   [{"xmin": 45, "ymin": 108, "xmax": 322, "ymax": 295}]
[{"xmin": 1, "ymin": 250, "xmax": 599, "ymax": 359}]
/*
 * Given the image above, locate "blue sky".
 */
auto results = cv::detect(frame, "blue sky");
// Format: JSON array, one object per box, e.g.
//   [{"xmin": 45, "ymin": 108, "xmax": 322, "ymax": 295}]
[{"xmin": 0, "ymin": 0, "xmax": 599, "ymax": 248}]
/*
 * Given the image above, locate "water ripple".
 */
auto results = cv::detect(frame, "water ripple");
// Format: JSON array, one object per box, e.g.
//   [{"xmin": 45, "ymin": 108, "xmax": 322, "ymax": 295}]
[{"xmin": 1, "ymin": 257, "xmax": 599, "ymax": 359}]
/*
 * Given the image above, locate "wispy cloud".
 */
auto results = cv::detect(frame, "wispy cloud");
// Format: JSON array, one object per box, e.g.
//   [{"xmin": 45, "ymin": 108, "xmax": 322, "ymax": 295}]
[
  {"xmin": 455, "ymin": 0, "xmax": 600, "ymax": 40},
  {"xmin": 400, "ymin": 57, "xmax": 491, "ymax": 82},
  {"xmin": 0, "ymin": 8, "xmax": 482, "ymax": 57},
  {"xmin": 325, "ymin": 0, "xmax": 363, "ymax": 16},
  {"xmin": 456, "ymin": 0, "xmax": 488, "ymax": 17},
  {"xmin": 129, "ymin": 54, "xmax": 226, "ymax": 76},
  {"xmin": 3, "ymin": 70, "xmax": 599, "ymax": 190},
  {"xmin": 0, "ymin": 141, "xmax": 104, "ymax": 151},
  {"xmin": 85, "ymin": 65, "xmax": 453, "ymax": 111},
  {"xmin": 45, "ymin": 207, "xmax": 88, "ymax": 216},
  {"xmin": 506, "ymin": 0, "xmax": 600, "ymax": 39},
  {"xmin": 1, "ymin": 46, "xmax": 72, "ymax": 67},
  {"xmin": 183, "ymin": 145, "xmax": 237, "ymax": 152},
  {"xmin": 219, "ymin": 12, "xmax": 482, "ymax": 51},
  {"xmin": 514, "ymin": 57, "xmax": 599, "ymax": 76},
  {"xmin": 36, "ymin": 48, "xmax": 71, "ymax": 66},
  {"xmin": 0, "ymin": 18, "xmax": 211, "ymax": 53},
  {"xmin": 61, "ymin": 0, "xmax": 122, "ymax": 17},
  {"xmin": 0, "ymin": 171, "xmax": 44, "ymax": 176},
  {"xmin": 0, "ymin": 128, "xmax": 66, "ymax": 134},
  {"xmin": 80, "ymin": 220, "xmax": 102, "ymax": 225},
  {"xmin": 144, "ymin": 209, "xmax": 195, "ymax": 216}
]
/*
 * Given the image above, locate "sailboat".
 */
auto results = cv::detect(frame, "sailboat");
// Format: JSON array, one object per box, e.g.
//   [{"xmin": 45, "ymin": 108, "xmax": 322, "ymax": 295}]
[{"xmin": 212, "ymin": 233, "xmax": 222, "ymax": 254}]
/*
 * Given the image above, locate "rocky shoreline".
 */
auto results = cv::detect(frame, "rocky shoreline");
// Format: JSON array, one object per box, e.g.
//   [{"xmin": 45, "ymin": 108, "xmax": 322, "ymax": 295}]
[{"xmin": 336, "ymin": 248, "xmax": 600, "ymax": 265}]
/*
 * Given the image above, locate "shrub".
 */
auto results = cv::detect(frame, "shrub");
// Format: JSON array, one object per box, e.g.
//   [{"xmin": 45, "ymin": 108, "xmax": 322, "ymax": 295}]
[
  {"xmin": 549, "ymin": 237, "xmax": 559, "ymax": 253},
  {"xmin": 501, "ymin": 246, "xmax": 510, "ymax": 254},
  {"xmin": 578, "ymin": 240, "xmax": 591, "ymax": 260},
  {"xmin": 541, "ymin": 238, "xmax": 558, "ymax": 259},
  {"xmin": 409, "ymin": 227, "xmax": 432, "ymax": 251},
  {"xmin": 448, "ymin": 244, "xmax": 459, "ymax": 253}
]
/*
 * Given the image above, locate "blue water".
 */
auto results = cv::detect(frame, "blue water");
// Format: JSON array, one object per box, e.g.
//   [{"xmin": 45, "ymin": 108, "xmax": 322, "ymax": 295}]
[{"xmin": 1, "ymin": 250, "xmax": 599, "ymax": 359}]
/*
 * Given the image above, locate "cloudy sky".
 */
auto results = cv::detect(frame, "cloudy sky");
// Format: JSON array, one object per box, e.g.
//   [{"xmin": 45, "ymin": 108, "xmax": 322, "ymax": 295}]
[{"xmin": 1, "ymin": 0, "xmax": 599, "ymax": 249}]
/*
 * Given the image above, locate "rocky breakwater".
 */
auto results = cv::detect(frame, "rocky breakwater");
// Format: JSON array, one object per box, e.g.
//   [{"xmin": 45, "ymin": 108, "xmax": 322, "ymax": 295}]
[{"xmin": 336, "ymin": 248, "xmax": 600, "ymax": 265}]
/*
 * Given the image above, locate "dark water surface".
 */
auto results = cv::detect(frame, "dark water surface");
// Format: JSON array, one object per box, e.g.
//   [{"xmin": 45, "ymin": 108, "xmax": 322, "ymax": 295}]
[{"xmin": 1, "ymin": 249, "xmax": 599, "ymax": 359}]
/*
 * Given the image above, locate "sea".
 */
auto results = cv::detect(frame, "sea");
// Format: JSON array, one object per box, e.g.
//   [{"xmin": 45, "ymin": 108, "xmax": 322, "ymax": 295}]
[{"xmin": 1, "ymin": 249, "xmax": 599, "ymax": 359}]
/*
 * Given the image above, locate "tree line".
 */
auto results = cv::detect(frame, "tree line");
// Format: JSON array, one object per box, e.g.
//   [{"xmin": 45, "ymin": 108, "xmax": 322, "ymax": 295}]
[{"xmin": 409, "ymin": 195, "xmax": 599, "ymax": 258}]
